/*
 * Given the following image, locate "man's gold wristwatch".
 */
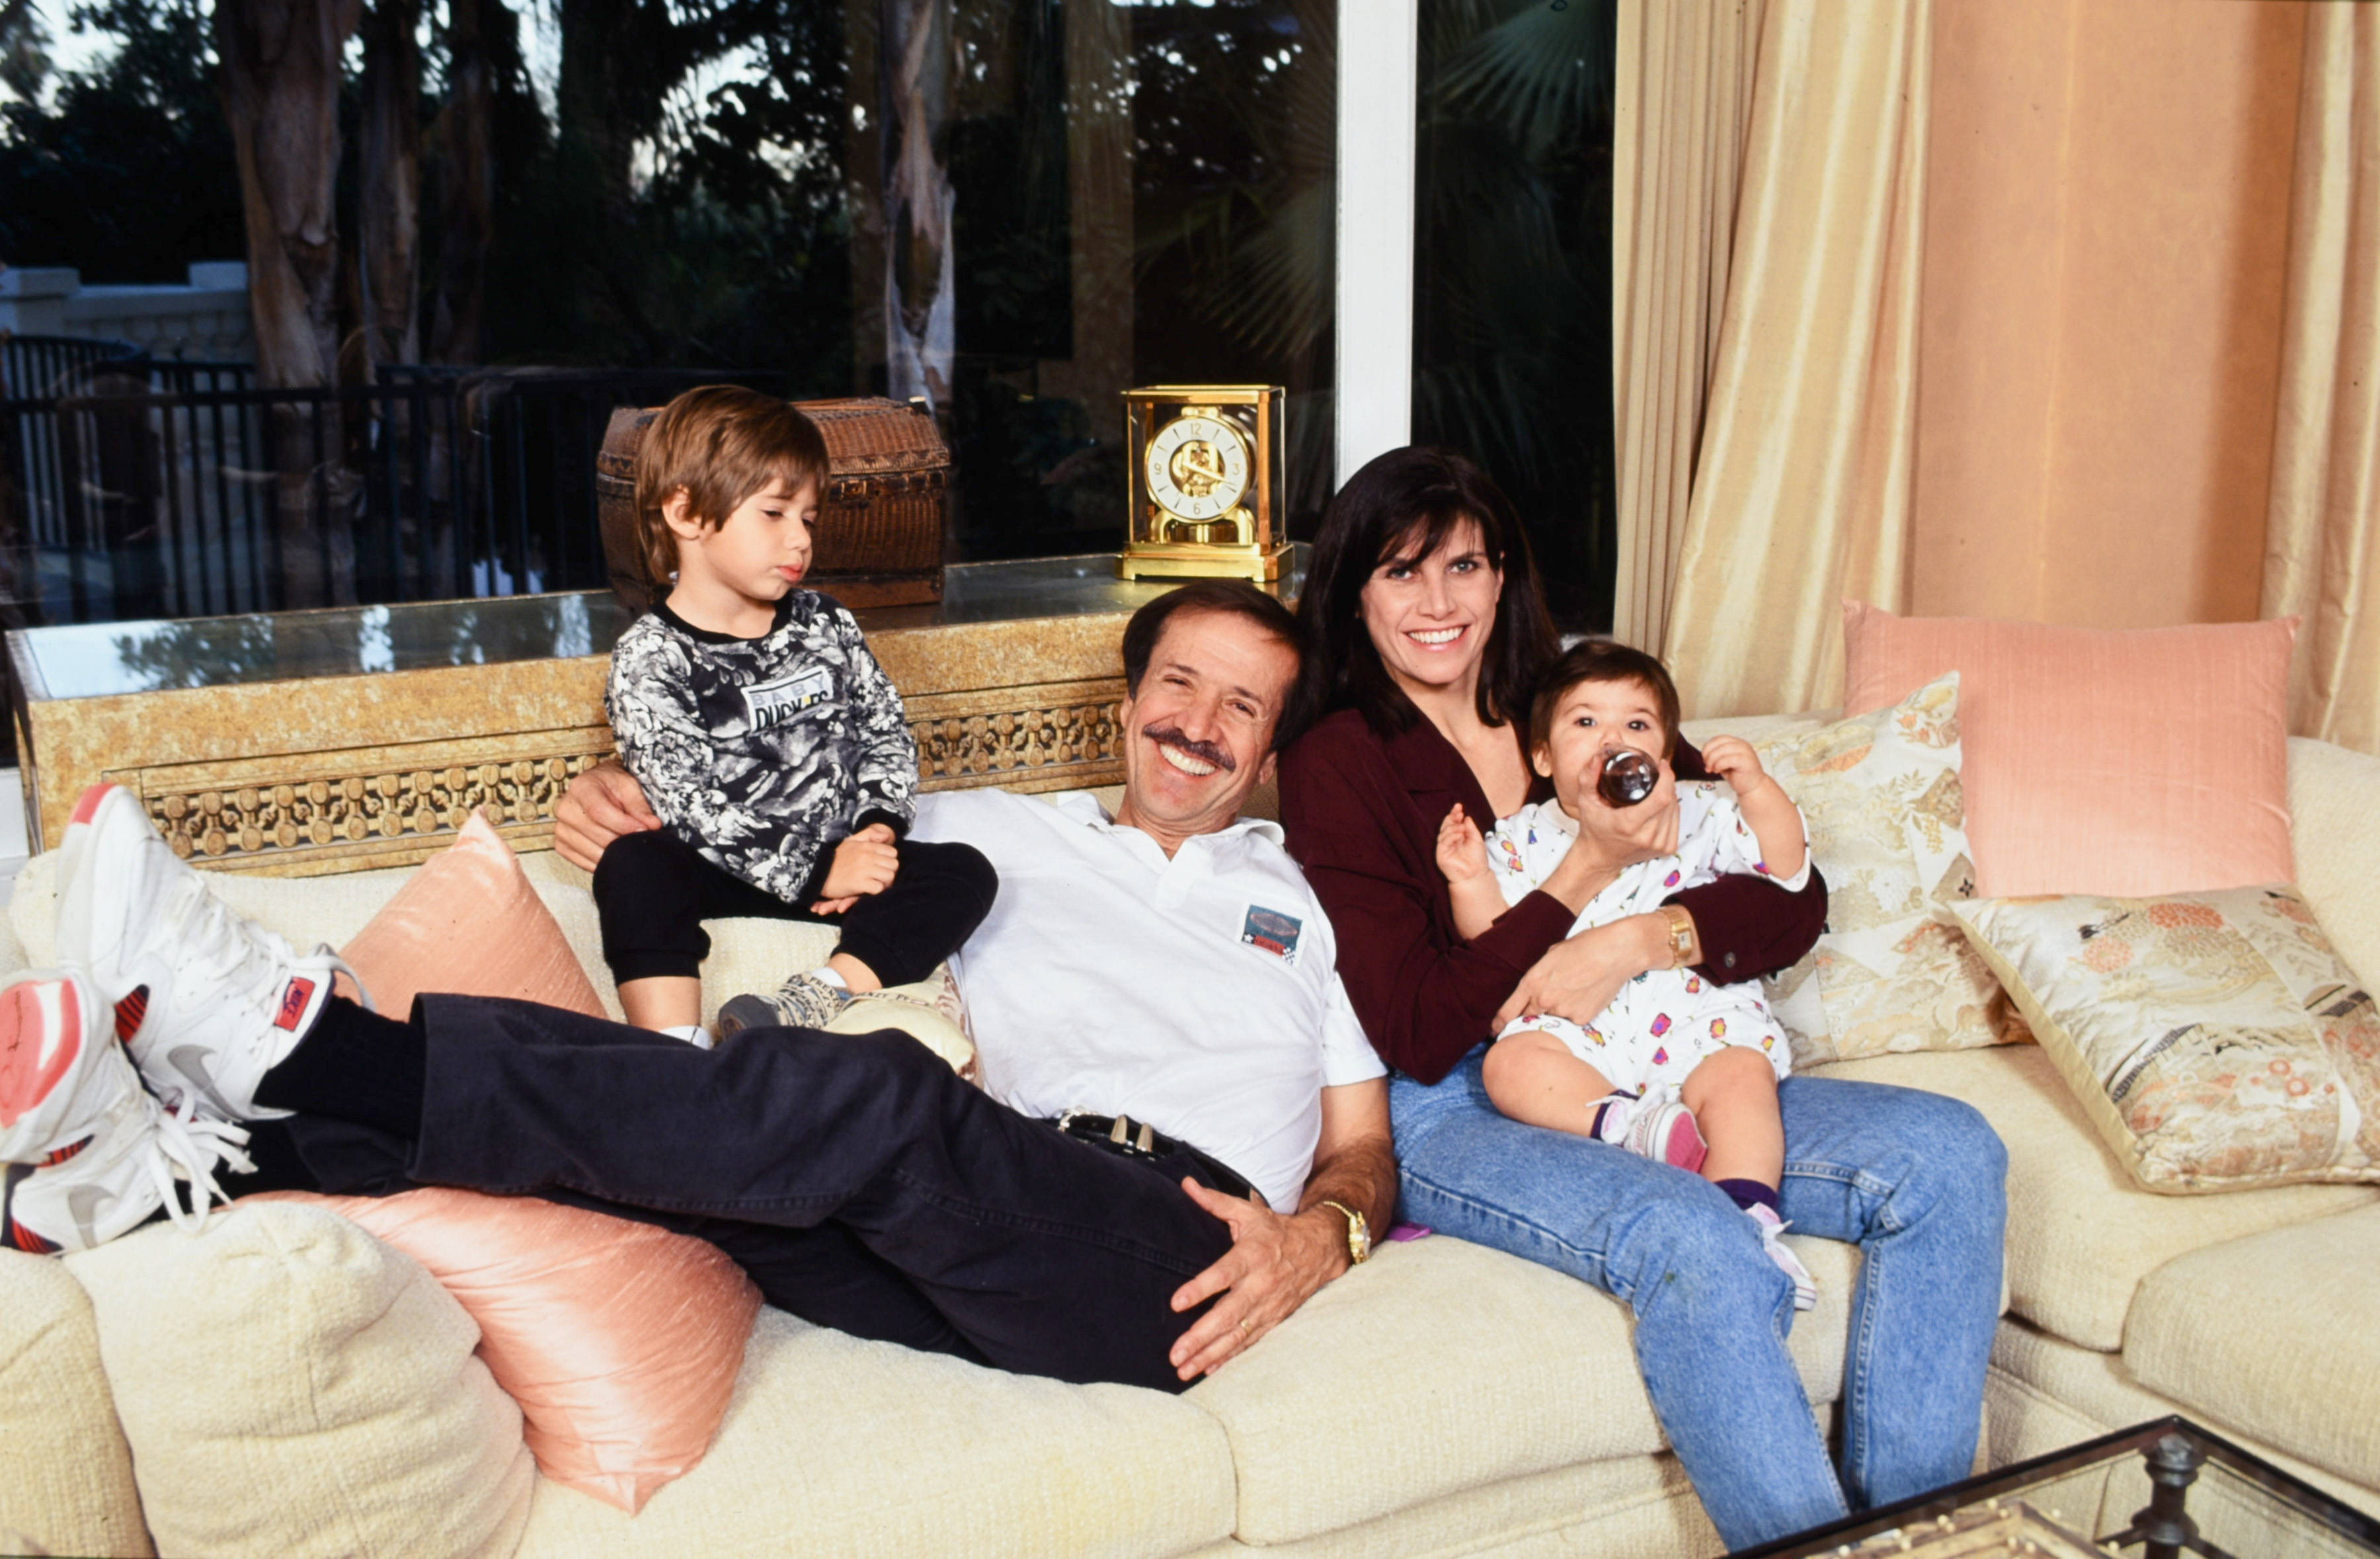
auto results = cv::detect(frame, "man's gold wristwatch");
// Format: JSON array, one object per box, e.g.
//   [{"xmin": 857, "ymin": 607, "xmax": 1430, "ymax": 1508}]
[{"xmin": 1320, "ymin": 1201, "xmax": 1371, "ymax": 1265}]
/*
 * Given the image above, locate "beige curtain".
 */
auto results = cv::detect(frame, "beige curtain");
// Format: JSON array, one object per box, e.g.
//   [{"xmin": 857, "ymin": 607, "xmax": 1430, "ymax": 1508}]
[
  {"xmin": 2262, "ymin": 3, "xmax": 2380, "ymax": 757},
  {"xmin": 1651, "ymin": 0, "xmax": 1932, "ymax": 719},
  {"xmin": 1609, "ymin": 0, "xmax": 1766, "ymax": 654}
]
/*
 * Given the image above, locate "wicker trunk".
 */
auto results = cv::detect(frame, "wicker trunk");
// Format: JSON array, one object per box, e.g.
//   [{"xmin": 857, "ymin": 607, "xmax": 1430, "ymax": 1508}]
[{"xmin": 596, "ymin": 396, "xmax": 949, "ymax": 612}]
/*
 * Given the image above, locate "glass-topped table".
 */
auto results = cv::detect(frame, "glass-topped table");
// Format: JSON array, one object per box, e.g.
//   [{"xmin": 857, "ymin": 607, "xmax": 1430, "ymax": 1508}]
[
  {"xmin": 5, "ymin": 553, "xmax": 1302, "ymax": 872},
  {"xmin": 9, "ymin": 552, "xmax": 1306, "ymax": 702},
  {"xmin": 1740, "ymin": 1418, "xmax": 2380, "ymax": 1559}
]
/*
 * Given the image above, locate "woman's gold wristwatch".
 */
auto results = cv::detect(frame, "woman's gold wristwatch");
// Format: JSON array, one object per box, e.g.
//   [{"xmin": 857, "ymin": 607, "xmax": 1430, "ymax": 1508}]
[
  {"xmin": 1320, "ymin": 1200, "xmax": 1371, "ymax": 1265},
  {"xmin": 1657, "ymin": 905, "xmax": 1698, "ymax": 970}
]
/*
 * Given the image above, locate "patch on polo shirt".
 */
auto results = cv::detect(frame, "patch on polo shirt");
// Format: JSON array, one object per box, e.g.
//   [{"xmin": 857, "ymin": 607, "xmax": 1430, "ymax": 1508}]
[{"xmin": 1240, "ymin": 904, "xmax": 1304, "ymax": 966}]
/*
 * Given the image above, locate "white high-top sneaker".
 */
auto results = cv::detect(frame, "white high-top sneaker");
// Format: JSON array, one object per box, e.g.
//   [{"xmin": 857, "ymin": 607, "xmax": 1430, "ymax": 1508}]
[
  {"xmin": 55, "ymin": 783, "xmax": 363, "ymax": 1123},
  {"xmin": 1, "ymin": 971, "xmax": 251, "ymax": 1253}
]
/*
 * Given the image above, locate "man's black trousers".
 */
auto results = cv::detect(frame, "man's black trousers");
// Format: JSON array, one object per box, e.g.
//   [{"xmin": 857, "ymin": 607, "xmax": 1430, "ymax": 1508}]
[
  {"xmin": 264, "ymin": 996, "xmax": 1238, "ymax": 1393},
  {"xmin": 591, "ymin": 826, "xmax": 997, "ymax": 990}
]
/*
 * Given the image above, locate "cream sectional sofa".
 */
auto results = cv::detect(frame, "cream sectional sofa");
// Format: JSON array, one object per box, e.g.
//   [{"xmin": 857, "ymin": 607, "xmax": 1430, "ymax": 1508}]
[{"xmin": 3, "ymin": 735, "xmax": 2376, "ymax": 1559}]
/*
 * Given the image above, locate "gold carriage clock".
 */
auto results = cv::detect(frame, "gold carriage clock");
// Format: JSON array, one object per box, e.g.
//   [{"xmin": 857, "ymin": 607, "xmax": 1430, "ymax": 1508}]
[{"xmin": 1119, "ymin": 385, "xmax": 1289, "ymax": 582}]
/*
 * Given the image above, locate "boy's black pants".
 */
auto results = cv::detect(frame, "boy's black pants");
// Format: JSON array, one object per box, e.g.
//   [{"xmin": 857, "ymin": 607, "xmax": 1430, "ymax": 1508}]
[
  {"xmin": 592, "ymin": 826, "xmax": 995, "ymax": 989},
  {"xmin": 258, "ymin": 995, "xmax": 1240, "ymax": 1393}
]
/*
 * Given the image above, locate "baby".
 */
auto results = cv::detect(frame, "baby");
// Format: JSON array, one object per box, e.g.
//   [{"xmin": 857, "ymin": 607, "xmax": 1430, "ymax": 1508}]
[{"xmin": 1438, "ymin": 639, "xmax": 1816, "ymax": 1307}]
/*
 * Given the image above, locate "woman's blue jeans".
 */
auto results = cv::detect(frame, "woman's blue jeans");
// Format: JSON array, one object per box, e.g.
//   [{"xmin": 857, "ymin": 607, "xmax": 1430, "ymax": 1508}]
[{"xmin": 1391, "ymin": 1051, "xmax": 2007, "ymax": 1550}]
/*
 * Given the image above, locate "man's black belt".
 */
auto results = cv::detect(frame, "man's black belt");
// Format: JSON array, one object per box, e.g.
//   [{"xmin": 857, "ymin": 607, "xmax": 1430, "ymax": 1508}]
[{"xmin": 1049, "ymin": 1111, "xmax": 1263, "ymax": 1206}]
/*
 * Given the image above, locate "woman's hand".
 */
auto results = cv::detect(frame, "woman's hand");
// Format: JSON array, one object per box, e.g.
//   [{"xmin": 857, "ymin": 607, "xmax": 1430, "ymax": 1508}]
[
  {"xmin": 1494, "ymin": 912, "xmax": 1672, "ymax": 1031},
  {"xmin": 553, "ymin": 761, "xmax": 661, "ymax": 871},
  {"xmin": 1537, "ymin": 752, "xmax": 1681, "ymax": 912}
]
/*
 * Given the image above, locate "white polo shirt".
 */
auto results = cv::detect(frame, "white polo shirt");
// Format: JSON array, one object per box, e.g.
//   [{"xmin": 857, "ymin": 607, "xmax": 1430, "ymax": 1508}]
[{"xmin": 909, "ymin": 789, "xmax": 1384, "ymax": 1211}]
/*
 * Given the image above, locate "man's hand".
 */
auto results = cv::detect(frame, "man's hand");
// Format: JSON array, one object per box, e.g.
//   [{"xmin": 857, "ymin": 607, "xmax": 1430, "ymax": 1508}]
[
  {"xmin": 1167, "ymin": 1190, "xmax": 1349, "ymax": 1380},
  {"xmin": 813, "ymin": 823, "xmax": 898, "ymax": 911},
  {"xmin": 553, "ymin": 762, "xmax": 661, "ymax": 871},
  {"xmin": 1495, "ymin": 912, "xmax": 1673, "ymax": 1030},
  {"xmin": 1165, "ymin": 1076, "xmax": 1394, "ymax": 1380}
]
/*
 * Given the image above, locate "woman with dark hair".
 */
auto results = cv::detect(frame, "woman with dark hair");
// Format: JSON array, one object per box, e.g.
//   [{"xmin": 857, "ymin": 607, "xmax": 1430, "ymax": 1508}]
[{"xmin": 1277, "ymin": 446, "xmax": 2008, "ymax": 1550}]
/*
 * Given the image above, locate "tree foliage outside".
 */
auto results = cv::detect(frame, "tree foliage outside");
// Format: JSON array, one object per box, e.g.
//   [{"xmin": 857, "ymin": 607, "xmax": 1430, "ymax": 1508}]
[
  {"xmin": 0, "ymin": 0, "xmax": 245, "ymax": 284},
  {"xmin": 0, "ymin": 0, "xmax": 1613, "ymax": 620}
]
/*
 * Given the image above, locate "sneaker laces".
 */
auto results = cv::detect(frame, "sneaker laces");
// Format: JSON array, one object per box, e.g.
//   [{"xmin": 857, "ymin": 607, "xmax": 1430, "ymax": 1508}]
[
  {"xmin": 143, "ymin": 1093, "xmax": 255, "ymax": 1236},
  {"xmin": 167, "ymin": 876, "xmax": 372, "ymax": 1016}
]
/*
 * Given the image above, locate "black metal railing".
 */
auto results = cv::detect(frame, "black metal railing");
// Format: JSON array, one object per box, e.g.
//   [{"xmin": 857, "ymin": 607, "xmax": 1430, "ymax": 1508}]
[
  {"xmin": 0, "ymin": 352, "xmax": 785, "ymax": 629},
  {"xmin": 0, "ymin": 333, "xmax": 147, "ymax": 399}
]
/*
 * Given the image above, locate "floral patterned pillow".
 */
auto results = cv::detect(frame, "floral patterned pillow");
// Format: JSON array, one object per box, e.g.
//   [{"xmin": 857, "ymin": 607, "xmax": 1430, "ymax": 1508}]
[
  {"xmin": 1954, "ymin": 887, "xmax": 2380, "ymax": 1191},
  {"xmin": 1752, "ymin": 673, "xmax": 2014, "ymax": 1067}
]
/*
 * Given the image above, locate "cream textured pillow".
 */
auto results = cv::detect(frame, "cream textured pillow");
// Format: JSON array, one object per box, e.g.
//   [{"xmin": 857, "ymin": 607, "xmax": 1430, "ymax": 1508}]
[
  {"xmin": 0, "ymin": 1251, "xmax": 150, "ymax": 1559},
  {"xmin": 64, "ymin": 1201, "xmax": 534, "ymax": 1559},
  {"xmin": 1751, "ymin": 674, "xmax": 2010, "ymax": 1066},
  {"xmin": 1955, "ymin": 887, "xmax": 2380, "ymax": 1192}
]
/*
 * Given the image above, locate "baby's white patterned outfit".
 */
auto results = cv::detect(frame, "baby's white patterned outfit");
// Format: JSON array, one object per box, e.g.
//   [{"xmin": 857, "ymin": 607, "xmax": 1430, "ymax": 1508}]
[{"xmin": 1485, "ymin": 781, "xmax": 1809, "ymax": 1092}]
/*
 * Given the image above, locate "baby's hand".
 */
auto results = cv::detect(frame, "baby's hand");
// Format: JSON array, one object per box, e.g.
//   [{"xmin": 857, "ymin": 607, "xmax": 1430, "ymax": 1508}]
[
  {"xmin": 1436, "ymin": 803, "xmax": 1488, "ymax": 884},
  {"xmin": 1699, "ymin": 735, "xmax": 1770, "ymax": 798}
]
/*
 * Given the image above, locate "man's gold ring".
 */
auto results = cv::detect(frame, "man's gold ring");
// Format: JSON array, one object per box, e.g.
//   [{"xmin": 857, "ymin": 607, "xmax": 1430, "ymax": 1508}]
[{"xmin": 1237, "ymin": 1318, "xmax": 1253, "ymax": 1338}]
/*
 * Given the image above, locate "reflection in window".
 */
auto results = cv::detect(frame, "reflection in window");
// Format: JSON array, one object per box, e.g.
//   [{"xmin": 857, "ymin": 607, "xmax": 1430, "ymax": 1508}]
[
  {"xmin": 837, "ymin": 0, "xmax": 1336, "ymax": 561},
  {"xmin": 1412, "ymin": 1, "xmax": 1617, "ymax": 631}
]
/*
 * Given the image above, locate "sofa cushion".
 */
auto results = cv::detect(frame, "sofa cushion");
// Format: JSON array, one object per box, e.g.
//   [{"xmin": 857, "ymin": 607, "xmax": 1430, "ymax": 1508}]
[
  {"xmin": 1989, "ymin": 1321, "xmax": 2380, "ymax": 1521},
  {"xmin": 0, "ymin": 1250, "xmax": 151, "ymax": 1558},
  {"xmin": 1956, "ymin": 886, "xmax": 2380, "ymax": 1190},
  {"xmin": 2123, "ymin": 1204, "xmax": 2380, "ymax": 1492},
  {"xmin": 1840, "ymin": 603, "xmax": 2297, "ymax": 899},
  {"xmin": 1823, "ymin": 1049, "xmax": 2375, "ymax": 1352},
  {"xmin": 1751, "ymin": 673, "xmax": 2010, "ymax": 1066},
  {"xmin": 510, "ymin": 1307, "xmax": 1238, "ymax": 1559},
  {"xmin": 2287, "ymin": 735, "xmax": 2380, "ymax": 990},
  {"xmin": 1179, "ymin": 1230, "xmax": 1857, "ymax": 1546},
  {"xmin": 65, "ymin": 1201, "xmax": 534, "ymax": 1559}
]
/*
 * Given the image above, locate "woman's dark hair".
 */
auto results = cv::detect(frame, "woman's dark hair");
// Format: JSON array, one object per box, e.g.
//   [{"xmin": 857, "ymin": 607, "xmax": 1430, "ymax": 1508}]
[
  {"xmin": 1528, "ymin": 639, "xmax": 1681, "ymax": 760},
  {"xmin": 1296, "ymin": 446, "xmax": 1559, "ymax": 735}
]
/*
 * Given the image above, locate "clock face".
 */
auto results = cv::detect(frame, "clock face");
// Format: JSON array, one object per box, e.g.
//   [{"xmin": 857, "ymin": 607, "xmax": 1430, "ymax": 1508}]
[{"xmin": 1144, "ymin": 413, "xmax": 1251, "ymax": 523}]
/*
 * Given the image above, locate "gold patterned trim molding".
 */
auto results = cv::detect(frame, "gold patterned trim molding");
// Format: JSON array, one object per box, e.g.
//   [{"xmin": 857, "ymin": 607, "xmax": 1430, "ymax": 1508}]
[
  {"xmin": 906, "ymin": 678, "xmax": 1127, "ymax": 788},
  {"xmin": 98, "ymin": 680, "xmax": 1130, "ymax": 876}
]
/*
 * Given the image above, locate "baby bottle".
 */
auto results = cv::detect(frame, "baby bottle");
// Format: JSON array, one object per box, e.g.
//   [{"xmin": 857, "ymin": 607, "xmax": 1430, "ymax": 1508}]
[{"xmin": 1597, "ymin": 748, "xmax": 1659, "ymax": 807}]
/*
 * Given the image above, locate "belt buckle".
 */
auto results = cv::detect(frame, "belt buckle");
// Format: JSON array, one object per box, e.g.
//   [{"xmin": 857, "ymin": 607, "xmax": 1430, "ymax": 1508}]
[{"xmin": 1057, "ymin": 1109, "xmax": 1158, "ymax": 1156}]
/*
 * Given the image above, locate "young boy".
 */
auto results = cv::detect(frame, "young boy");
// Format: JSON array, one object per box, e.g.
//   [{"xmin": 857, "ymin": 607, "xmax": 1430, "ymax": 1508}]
[
  {"xmin": 1437, "ymin": 639, "xmax": 1816, "ymax": 1306},
  {"xmin": 599, "ymin": 385, "xmax": 996, "ymax": 1043}
]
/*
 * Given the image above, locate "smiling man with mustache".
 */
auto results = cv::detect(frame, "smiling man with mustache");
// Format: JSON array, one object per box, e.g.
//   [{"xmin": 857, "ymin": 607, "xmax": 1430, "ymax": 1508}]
[{"xmin": 45, "ymin": 581, "xmax": 1397, "ymax": 1394}]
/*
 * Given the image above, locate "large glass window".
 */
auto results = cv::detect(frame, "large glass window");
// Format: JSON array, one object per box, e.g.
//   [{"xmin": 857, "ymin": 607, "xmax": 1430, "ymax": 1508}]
[
  {"xmin": 481, "ymin": 0, "xmax": 1340, "ymax": 560},
  {"xmin": 0, "ymin": 0, "xmax": 1336, "ymax": 602},
  {"xmin": 1410, "ymin": 0, "xmax": 1617, "ymax": 631}
]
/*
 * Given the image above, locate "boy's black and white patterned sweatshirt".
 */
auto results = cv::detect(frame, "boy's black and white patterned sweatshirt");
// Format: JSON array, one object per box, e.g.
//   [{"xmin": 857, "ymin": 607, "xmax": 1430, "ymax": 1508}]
[{"xmin": 605, "ymin": 591, "xmax": 918, "ymax": 904}]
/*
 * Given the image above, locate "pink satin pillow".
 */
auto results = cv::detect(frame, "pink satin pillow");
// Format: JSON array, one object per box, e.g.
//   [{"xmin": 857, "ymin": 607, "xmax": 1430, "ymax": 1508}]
[
  {"xmin": 305, "ymin": 814, "xmax": 754, "ymax": 1512},
  {"xmin": 341, "ymin": 809, "xmax": 606, "ymax": 1019},
  {"xmin": 256, "ymin": 1187, "xmax": 760, "ymax": 1513},
  {"xmin": 1841, "ymin": 602, "xmax": 2297, "ymax": 898}
]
